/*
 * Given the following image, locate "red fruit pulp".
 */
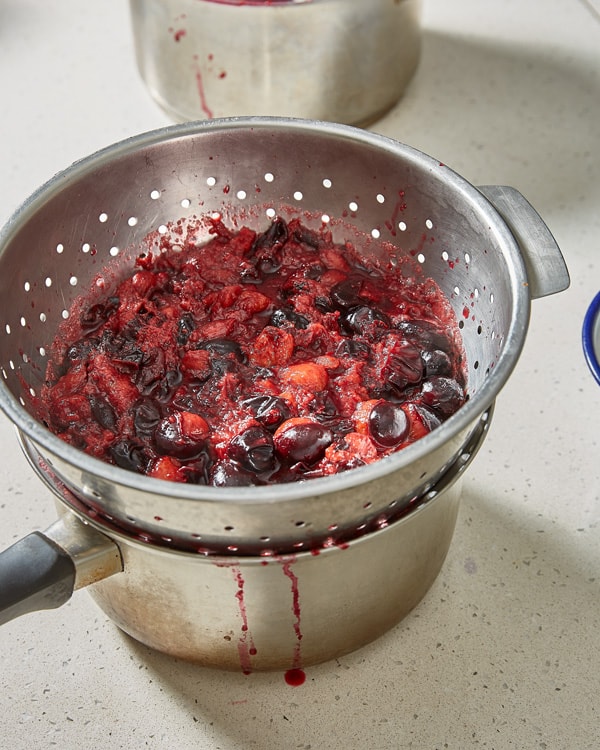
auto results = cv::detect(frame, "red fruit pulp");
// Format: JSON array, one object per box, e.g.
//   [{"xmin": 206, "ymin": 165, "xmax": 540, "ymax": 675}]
[{"xmin": 38, "ymin": 216, "xmax": 467, "ymax": 486}]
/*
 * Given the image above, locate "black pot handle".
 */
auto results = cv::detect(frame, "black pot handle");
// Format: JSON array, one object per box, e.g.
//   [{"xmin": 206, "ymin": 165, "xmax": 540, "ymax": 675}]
[
  {"xmin": 0, "ymin": 514, "xmax": 122, "ymax": 626},
  {"xmin": 0, "ymin": 531, "xmax": 75, "ymax": 625}
]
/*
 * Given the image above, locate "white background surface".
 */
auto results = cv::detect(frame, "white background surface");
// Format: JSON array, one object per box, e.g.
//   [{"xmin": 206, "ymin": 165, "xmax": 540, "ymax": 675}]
[{"xmin": 0, "ymin": 1, "xmax": 599, "ymax": 748}]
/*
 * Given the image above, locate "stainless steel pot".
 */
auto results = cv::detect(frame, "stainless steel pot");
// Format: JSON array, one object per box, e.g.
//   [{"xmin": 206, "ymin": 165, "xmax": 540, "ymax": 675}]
[
  {"xmin": 8, "ymin": 410, "xmax": 489, "ymax": 672},
  {"xmin": 0, "ymin": 119, "xmax": 569, "ymax": 670},
  {"xmin": 129, "ymin": 0, "xmax": 422, "ymax": 125}
]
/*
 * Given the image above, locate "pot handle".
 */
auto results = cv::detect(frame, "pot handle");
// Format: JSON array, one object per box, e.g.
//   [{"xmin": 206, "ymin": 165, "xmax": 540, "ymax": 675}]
[
  {"xmin": 0, "ymin": 514, "xmax": 122, "ymax": 625},
  {"xmin": 478, "ymin": 185, "xmax": 570, "ymax": 300}
]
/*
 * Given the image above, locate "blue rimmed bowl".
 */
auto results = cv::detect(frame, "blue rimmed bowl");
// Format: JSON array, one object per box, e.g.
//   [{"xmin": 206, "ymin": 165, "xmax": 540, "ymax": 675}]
[{"xmin": 583, "ymin": 291, "xmax": 600, "ymax": 385}]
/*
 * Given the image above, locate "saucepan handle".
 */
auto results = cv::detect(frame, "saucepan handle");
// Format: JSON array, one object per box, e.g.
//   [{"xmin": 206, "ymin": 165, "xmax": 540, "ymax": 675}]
[
  {"xmin": 0, "ymin": 513, "xmax": 122, "ymax": 625},
  {"xmin": 478, "ymin": 185, "xmax": 570, "ymax": 300}
]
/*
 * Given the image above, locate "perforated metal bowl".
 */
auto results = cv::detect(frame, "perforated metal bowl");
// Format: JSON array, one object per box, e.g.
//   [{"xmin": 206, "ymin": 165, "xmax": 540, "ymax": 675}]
[{"xmin": 0, "ymin": 118, "xmax": 569, "ymax": 556}]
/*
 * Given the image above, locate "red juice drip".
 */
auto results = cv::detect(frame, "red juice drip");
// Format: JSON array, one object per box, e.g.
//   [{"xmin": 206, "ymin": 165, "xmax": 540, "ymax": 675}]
[
  {"xmin": 194, "ymin": 68, "xmax": 214, "ymax": 119},
  {"xmin": 214, "ymin": 562, "xmax": 256, "ymax": 674},
  {"xmin": 284, "ymin": 668, "xmax": 306, "ymax": 687},
  {"xmin": 280, "ymin": 557, "xmax": 303, "ymax": 668},
  {"xmin": 232, "ymin": 566, "xmax": 257, "ymax": 673}
]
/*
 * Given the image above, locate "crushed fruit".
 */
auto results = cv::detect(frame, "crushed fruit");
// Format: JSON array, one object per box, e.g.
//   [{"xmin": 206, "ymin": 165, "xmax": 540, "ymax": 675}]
[{"xmin": 38, "ymin": 216, "xmax": 467, "ymax": 486}]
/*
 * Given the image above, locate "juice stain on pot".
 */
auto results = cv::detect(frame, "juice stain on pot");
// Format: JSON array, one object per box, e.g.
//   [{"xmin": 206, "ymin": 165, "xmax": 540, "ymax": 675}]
[
  {"xmin": 194, "ymin": 63, "xmax": 214, "ymax": 119},
  {"xmin": 280, "ymin": 557, "xmax": 303, "ymax": 668},
  {"xmin": 230, "ymin": 565, "xmax": 257, "ymax": 675},
  {"xmin": 220, "ymin": 557, "xmax": 307, "ymax": 681}
]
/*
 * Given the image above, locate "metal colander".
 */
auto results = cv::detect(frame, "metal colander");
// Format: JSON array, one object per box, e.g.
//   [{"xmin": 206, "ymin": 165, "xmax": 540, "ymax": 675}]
[{"xmin": 0, "ymin": 118, "xmax": 569, "ymax": 555}]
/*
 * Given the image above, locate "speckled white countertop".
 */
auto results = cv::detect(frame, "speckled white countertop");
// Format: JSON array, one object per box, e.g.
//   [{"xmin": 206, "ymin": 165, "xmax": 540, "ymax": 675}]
[{"xmin": 0, "ymin": 1, "xmax": 599, "ymax": 748}]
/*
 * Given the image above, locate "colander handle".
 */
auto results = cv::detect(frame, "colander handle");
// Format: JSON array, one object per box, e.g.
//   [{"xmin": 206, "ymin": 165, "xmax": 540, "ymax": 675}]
[
  {"xmin": 478, "ymin": 185, "xmax": 570, "ymax": 299},
  {"xmin": 0, "ymin": 514, "xmax": 122, "ymax": 625}
]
